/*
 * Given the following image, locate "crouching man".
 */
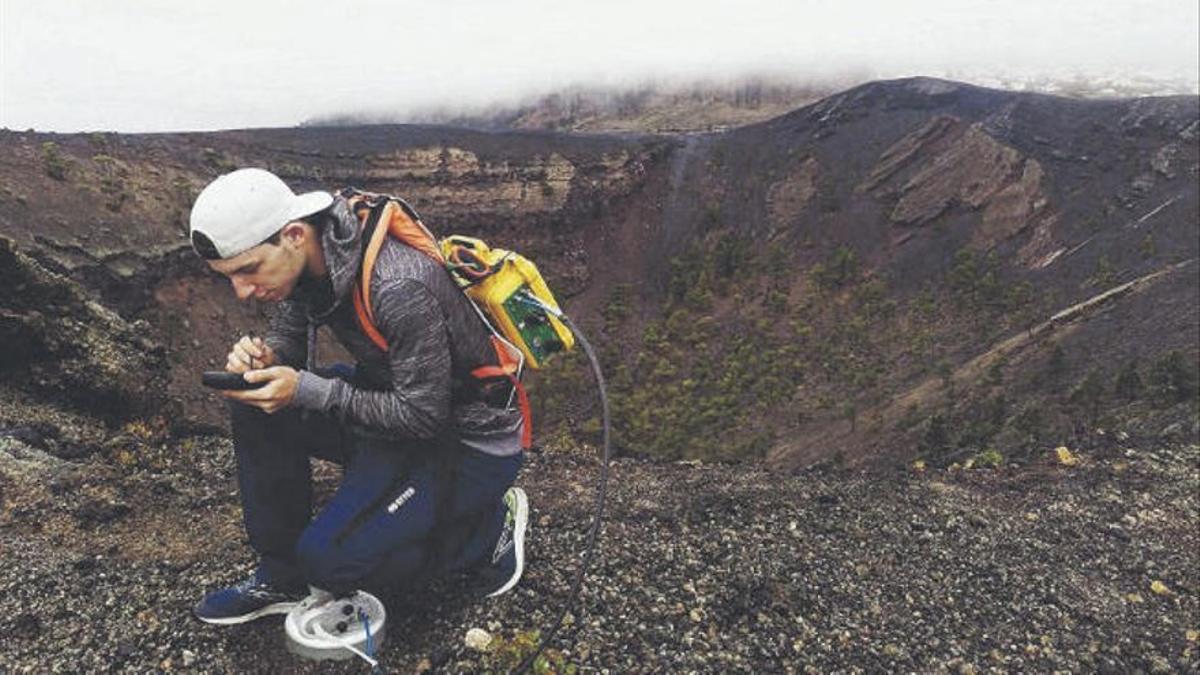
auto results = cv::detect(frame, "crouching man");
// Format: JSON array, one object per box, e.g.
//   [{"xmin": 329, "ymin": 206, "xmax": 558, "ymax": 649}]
[{"xmin": 188, "ymin": 168, "xmax": 528, "ymax": 623}]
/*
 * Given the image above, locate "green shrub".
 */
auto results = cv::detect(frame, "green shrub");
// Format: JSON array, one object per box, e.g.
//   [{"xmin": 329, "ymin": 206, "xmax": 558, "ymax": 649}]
[
  {"xmin": 843, "ymin": 402, "xmax": 858, "ymax": 431},
  {"xmin": 42, "ymin": 141, "xmax": 68, "ymax": 180},
  {"xmin": 1092, "ymin": 255, "xmax": 1115, "ymax": 287},
  {"xmin": 702, "ymin": 202, "xmax": 722, "ymax": 230},
  {"xmin": 710, "ymin": 232, "xmax": 748, "ymax": 281},
  {"xmin": 1046, "ymin": 344, "xmax": 1067, "ymax": 381},
  {"xmin": 1148, "ymin": 350, "xmax": 1199, "ymax": 405},
  {"xmin": 93, "ymin": 154, "xmax": 128, "ymax": 211},
  {"xmin": 974, "ymin": 448, "xmax": 1004, "ymax": 468},
  {"xmin": 482, "ymin": 630, "xmax": 577, "ymax": 675},
  {"xmin": 897, "ymin": 405, "xmax": 923, "ymax": 431},
  {"xmin": 1140, "ymin": 233, "xmax": 1156, "ymax": 258},
  {"xmin": 201, "ymin": 147, "xmax": 236, "ymax": 172},
  {"xmin": 171, "ymin": 176, "xmax": 195, "ymax": 204},
  {"xmin": 985, "ymin": 356, "xmax": 1006, "ymax": 386},
  {"xmin": 603, "ymin": 283, "xmax": 632, "ymax": 328},
  {"xmin": 1113, "ymin": 360, "xmax": 1143, "ymax": 401},
  {"xmin": 1008, "ymin": 403, "xmax": 1046, "ymax": 442},
  {"xmin": 853, "ymin": 278, "xmax": 894, "ymax": 317},
  {"xmin": 811, "ymin": 245, "xmax": 859, "ymax": 289},
  {"xmin": 949, "ymin": 249, "xmax": 1007, "ymax": 311},
  {"xmin": 921, "ymin": 414, "xmax": 951, "ymax": 456},
  {"xmin": 955, "ymin": 394, "xmax": 1008, "ymax": 450},
  {"xmin": 1069, "ymin": 367, "xmax": 1107, "ymax": 421},
  {"xmin": 911, "ymin": 288, "xmax": 937, "ymax": 320},
  {"xmin": 764, "ymin": 287, "xmax": 789, "ymax": 312},
  {"xmin": 667, "ymin": 255, "xmax": 698, "ymax": 304},
  {"xmin": 936, "ymin": 360, "xmax": 954, "ymax": 388}
]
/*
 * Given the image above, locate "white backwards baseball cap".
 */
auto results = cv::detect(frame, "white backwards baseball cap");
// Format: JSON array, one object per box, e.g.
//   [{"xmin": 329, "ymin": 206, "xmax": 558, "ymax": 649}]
[{"xmin": 189, "ymin": 168, "xmax": 334, "ymax": 260}]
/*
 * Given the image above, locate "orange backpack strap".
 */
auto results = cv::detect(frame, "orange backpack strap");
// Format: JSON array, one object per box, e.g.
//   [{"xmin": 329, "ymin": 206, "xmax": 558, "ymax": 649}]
[
  {"xmin": 352, "ymin": 197, "xmax": 443, "ymax": 352},
  {"xmin": 471, "ymin": 336, "xmax": 533, "ymax": 449},
  {"xmin": 352, "ymin": 198, "xmax": 393, "ymax": 352},
  {"xmin": 347, "ymin": 194, "xmax": 532, "ymax": 449},
  {"xmin": 383, "ymin": 200, "xmax": 443, "ymax": 264}
]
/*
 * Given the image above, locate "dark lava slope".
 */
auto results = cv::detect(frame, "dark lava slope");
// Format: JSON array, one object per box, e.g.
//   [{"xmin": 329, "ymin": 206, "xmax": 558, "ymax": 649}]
[
  {"xmin": 0, "ymin": 78, "xmax": 1198, "ymax": 673},
  {"xmin": 1, "ymin": 78, "xmax": 1195, "ymax": 467}
]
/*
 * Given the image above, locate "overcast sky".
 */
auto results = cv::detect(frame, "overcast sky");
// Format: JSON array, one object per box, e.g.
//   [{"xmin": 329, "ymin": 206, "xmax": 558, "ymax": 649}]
[{"xmin": 2, "ymin": 0, "xmax": 1197, "ymax": 133}]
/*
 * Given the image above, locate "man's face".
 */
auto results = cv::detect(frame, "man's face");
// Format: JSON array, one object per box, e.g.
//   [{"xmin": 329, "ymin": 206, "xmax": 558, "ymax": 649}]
[{"xmin": 207, "ymin": 226, "xmax": 306, "ymax": 303}]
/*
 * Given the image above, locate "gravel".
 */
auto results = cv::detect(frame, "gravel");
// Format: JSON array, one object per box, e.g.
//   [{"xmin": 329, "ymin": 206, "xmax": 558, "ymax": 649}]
[{"xmin": 1, "ymin": 420, "xmax": 1197, "ymax": 673}]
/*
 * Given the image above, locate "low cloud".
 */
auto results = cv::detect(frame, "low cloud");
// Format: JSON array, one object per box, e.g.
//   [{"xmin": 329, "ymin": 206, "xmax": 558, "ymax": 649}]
[{"xmin": 2, "ymin": 0, "xmax": 1196, "ymax": 132}]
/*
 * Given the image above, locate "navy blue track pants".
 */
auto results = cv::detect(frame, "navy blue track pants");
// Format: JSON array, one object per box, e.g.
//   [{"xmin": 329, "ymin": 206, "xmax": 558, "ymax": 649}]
[{"xmin": 229, "ymin": 402, "xmax": 522, "ymax": 595}]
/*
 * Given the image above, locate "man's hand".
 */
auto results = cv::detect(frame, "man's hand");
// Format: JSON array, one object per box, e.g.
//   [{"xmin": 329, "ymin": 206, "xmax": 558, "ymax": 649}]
[
  {"xmin": 222, "ymin": 366, "xmax": 299, "ymax": 414},
  {"xmin": 226, "ymin": 336, "xmax": 277, "ymax": 373}
]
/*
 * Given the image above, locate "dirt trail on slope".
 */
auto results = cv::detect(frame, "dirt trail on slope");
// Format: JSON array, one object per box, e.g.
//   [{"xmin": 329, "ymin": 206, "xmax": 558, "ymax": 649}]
[{"xmin": 895, "ymin": 260, "xmax": 1197, "ymax": 413}]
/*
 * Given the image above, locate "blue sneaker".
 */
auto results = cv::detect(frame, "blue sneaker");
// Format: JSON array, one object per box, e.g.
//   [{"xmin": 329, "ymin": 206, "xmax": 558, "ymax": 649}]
[
  {"xmin": 479, "ymin": 487, "xmax": 528, "ymax": 598},
  {"xmin": 194, "ymin": 571, "xmax": 307, "ymax": 625}
]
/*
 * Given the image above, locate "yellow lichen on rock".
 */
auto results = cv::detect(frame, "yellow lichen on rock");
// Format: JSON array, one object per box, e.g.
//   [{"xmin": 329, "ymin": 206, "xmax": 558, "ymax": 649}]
[{"xmin": 1054, "ymin": 446, "xmax": 1079, "ymax": 466}]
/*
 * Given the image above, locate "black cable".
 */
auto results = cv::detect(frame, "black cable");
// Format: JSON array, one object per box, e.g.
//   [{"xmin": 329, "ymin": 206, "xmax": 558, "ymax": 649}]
[{"xmin": 512, "ymin": 301, "xmax": 611, "ymax": 675}]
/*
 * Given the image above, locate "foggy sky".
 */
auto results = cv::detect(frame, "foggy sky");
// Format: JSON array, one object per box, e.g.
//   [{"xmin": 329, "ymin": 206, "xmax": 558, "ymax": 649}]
[{"xmin": 2, "ymin": 0, "xmax": 1197, "ymax": 133}]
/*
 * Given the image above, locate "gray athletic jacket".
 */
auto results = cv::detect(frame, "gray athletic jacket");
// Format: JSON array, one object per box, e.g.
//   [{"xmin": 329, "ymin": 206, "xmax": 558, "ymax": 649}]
[{"xmin": 267, "ymin": 195, "xmax": 523, "ymax": 456}]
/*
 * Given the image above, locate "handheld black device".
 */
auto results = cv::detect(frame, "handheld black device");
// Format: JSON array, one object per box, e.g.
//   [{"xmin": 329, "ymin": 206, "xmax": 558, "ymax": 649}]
[{"xmin": 202, "ymin": 371, "xmax": 267, "ymax": 390}]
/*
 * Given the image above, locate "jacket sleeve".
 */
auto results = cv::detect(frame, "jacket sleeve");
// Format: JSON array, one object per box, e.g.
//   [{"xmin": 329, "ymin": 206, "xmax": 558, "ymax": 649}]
[
  {"xmin": 291, "ymin": 279, "xmax": 451, "ymax": 440},
  {"xmin": 264, "ymin": 299, "xmax": 309, "ymax": 368}
]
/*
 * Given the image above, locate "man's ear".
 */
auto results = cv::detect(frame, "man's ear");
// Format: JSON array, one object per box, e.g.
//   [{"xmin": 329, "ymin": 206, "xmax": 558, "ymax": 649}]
[{"xmin": 280, "ymin": 221, "xmax": 307, "ymax": 248}]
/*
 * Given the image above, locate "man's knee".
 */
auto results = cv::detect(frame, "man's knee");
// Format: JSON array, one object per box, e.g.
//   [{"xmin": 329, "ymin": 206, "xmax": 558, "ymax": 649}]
[
  {"xmin": 229, "ymin": 401, "xmax": 274, "ymax": 441},
  {"xmin": 228, "ymin": 400, "xmax": 290, "ymax": 431},
  {"xmin": 229, "ymin": 402, "xmax": 342, "ymax": 463}
]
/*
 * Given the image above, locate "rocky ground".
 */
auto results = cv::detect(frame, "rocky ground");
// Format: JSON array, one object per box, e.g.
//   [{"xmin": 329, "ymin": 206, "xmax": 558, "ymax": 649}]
[
  {"xmin": 1, "ymin": 395, "xmax": 1197, "ymax": 673},
  {"xmin": 2, "ymin": 78, "xmax": 1198, "ymax": 673}
]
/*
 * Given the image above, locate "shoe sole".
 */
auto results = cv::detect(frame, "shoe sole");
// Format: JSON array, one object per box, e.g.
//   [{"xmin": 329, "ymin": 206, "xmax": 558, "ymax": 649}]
[
  {"xmin": 488, "ymin": 487, "xmax": 528, "ymax": 598},
  {"xmin": 195, "ymin": 600, "xmax": 301, "ymax": 625}
]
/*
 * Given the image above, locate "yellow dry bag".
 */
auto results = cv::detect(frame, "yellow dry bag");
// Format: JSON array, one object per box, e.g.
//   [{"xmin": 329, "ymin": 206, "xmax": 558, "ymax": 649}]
[{"xmin": 440, "ymin": 235, "xmax": 575, "ymax": 369}]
